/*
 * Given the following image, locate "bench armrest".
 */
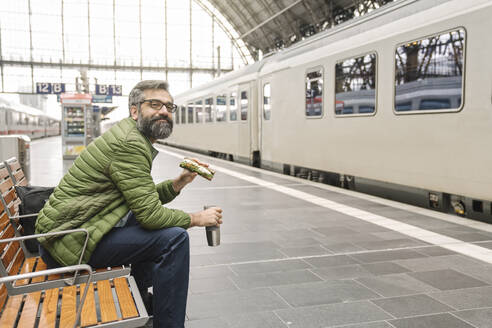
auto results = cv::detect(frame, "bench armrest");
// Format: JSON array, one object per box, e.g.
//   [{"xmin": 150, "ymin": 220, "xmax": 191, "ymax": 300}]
[
  {"xmin": 0, "ymin": 264, "xmax": 92, "ymax": 285},
  {"xmin": 9, "ymin": 213, "xmax": 39, "ymax": 219},
  {"xmin": 0, "ymin": 264, "xmax": 93, "ymax": 328},
  {"xmin": 0, "ymin": 228, "xmax": 90, "ymax": 285}
]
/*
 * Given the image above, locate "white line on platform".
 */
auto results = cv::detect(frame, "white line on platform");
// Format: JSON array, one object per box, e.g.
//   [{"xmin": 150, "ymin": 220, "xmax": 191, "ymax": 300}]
[
  {"xmin": 187, "ymin": 183, "xmax": 306, "ymax": 191},
  {"xmin": 157, "ymin": 146, "xmax": 492, "ymax": 264}
]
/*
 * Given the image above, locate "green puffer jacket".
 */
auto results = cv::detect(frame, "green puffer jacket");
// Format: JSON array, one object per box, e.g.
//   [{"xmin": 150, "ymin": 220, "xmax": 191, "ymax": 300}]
[{"xmin": 35, "ymin": 117, "xmax": 191, "ymax": 266}]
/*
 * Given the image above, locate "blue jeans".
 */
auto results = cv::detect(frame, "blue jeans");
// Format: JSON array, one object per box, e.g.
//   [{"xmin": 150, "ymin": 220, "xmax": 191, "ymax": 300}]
[{"xmin": 40, "ymin": 213, "xmax": 190, "ymax": 328}]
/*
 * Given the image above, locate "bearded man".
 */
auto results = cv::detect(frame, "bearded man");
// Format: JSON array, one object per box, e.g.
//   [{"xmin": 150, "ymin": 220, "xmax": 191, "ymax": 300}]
[{"xmin": 35, "ymin": 80, "xmax": 223, "ymax": 328}]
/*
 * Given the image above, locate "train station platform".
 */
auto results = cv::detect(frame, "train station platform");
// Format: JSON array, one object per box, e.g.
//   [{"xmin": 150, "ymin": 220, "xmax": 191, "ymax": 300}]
[{"xmin": 29, "ymin": 136, "xmax": 492, "ymax": 328}]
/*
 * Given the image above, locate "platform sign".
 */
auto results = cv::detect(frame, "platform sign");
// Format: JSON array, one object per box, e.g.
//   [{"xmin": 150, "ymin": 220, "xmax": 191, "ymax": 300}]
[
  {"xmin": 36, "ymin": 82, "xmax": 51, "ymax": 94},
  {"xmin": 52, "ymin": 83, "xmax": 66, "ymax": 94},
  {"xmin": 36, "ymin": 82, "xmax": 66, "ymax": 94},
  {"xmin": 92, "ymin": 94, "xmax": 113, "ymax": 103},
  {"xmin": 95, "ymin": 84, "xmax": 122, "ymax": 96}
]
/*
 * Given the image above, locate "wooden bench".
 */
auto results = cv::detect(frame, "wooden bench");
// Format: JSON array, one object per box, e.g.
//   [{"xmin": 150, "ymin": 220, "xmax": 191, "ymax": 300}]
[
  {"xmin": 0, "ymin": 200, "xmax": 149, "ymax": 327},
  {"xmin": 0, "ymin": 160, "xmax": 130, "ymax": 281},
  {"xmin": 4, "ymin": 158, "xmax": 28, "ymax": 187}
]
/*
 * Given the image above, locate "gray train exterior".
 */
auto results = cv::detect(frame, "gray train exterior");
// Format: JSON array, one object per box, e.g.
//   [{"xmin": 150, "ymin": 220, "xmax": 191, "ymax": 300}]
[
  {"xmin": 167, "ymin": 0, "xmax": 492, "ymax": 222},
  {"xmin": 0, "ymin": 100, "xmax": 60, "ymax": 139}
]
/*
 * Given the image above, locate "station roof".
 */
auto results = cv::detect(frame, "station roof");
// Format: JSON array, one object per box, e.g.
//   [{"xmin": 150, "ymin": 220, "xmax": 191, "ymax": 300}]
[{"xmin": 208, "ymin": 0, "xmax": 393, "ymax": 59}]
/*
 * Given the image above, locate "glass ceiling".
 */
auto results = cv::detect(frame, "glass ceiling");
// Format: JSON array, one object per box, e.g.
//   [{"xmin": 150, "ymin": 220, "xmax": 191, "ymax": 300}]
[{"xmin": 0, "ymin": 0, "xmax": 253, "ymax": 97}]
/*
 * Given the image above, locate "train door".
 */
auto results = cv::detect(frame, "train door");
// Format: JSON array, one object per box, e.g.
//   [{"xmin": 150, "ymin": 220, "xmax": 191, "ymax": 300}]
[
  {"xmin": 237, "ymin": 82, "xmax": 257, "ymax": 164},
  {"xmin": 259, "ymin": 78, "xmax": 271, "ymax": 166}
]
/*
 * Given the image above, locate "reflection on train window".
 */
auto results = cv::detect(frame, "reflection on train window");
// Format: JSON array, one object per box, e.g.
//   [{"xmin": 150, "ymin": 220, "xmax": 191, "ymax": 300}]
[
  {"xmin": 187, "ymin": 103, "xmax": 194, "ymax": 124},
  {"xmin": 216, "ymin": 94, "xmax": 227, "ymax": 122},
  {"xmin": 204, "ymin": 97, "xmax": 213, "ymax": 123},
  {"xmin": 229, "ymin": 92, "xmax": 237, "ymax": 121},
  {"xmin": 263, "ymin": 83, "xmax": 271, "ymax": 120},
  {"xmin": 342, "ymin": 106, "xmax": 353, "ymax": 114},
  {"xmin": 395, "ymin": 102, "xmax": 412, "ymax": 111},
  {"xmin": 195, "ymin": 100, "xmax": 203, "ymax": 123},
  {"xmin": 420, "ymin": 99, "xmax": 451, "ymax": 110},
  {"xmin": 240, "ymin": 91, "xmax": 248, "ymax": 121},
  {"xmin": 359, "ymin": 106, "xmax": 374, "ymax": 113},
  {"xmin": 395, "ymin": 28, "xmax": 465, "ymax": 112},
  {"xmin": 335, "ymin": 52, "xmax": 376, "ymax": 116},
  {"xmin": 306, "ymin": 69, "xmax": 323, "ymax": 117},
  {"xmin": 180, "ymin": 106, "xmax": 186, "ymax": 124}
]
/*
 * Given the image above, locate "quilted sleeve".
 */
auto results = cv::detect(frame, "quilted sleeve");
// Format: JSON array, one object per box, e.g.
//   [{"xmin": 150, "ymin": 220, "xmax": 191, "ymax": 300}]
[
  {"xmin": 109, "ymin": 139, "xmax": 191, "ymax": 229},
  {"xmin": 156, "ymin": 180, "xmax": 180, "ymax": 204}
]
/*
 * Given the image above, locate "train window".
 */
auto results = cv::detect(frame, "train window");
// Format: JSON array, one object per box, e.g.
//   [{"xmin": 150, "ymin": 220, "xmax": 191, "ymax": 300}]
[
  {"xmin": 229, "ymin": 92, "xmax": 237, "ymax": 121},
  {"xmin": 335, "ymin": 52, "xmax": 377, "ymax": 116},
  {"xmin": 175, "ymin": 107, "xmax": 180, "ymax": 124},
  {"xmin": 395, "ymin": 28, "xmax": 465, "ymax": 113},
  {"xmin": 216, "ymin": 94, "xmax": 227, "ymax": 122},
  {"xmin": 306, "ymin": 69, "xmax": 323, "ymax": 117},
  {"xmin": 263, "ymin": 83, "xmax": 271, "ymax": 120},
  {"xmin": 180, "ymin": 106, "xmax": 186, "ymax": 124},
  {"xmin": 240, "ymin": 91, "xmax": 248, "ymax": 121},
  {"xmin": 204, "ymin": 97, "xmax": 213, "ymax": 123},
  {"xmin": 187, "ymin": 103, "xmax": 194, "ymax": 124},
  {"xmin": 195, "ymin": 100, "xmax": 203, "ymax": 123}
]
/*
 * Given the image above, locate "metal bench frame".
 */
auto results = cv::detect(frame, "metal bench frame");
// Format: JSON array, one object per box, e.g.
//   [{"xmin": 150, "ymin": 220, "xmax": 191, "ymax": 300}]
[
  {"xmin": 0, "ymin": 232, "xmax": 148, "ymax": 327},
  {"xmin": 0, "ymin": 160, "xmax": 131, "ymax": 282}
]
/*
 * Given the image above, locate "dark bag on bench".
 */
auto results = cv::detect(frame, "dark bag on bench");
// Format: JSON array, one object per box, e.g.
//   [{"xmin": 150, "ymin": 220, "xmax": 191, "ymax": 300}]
[{"xmin": 14, "ymin": 186, "xmax": 54, "ymax": 253}]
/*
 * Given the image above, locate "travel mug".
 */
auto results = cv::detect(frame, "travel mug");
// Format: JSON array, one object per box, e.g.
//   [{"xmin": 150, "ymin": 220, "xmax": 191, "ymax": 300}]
[{"xmin": 204, "ymin": 205, "xmax": 220, "ymax": 247}]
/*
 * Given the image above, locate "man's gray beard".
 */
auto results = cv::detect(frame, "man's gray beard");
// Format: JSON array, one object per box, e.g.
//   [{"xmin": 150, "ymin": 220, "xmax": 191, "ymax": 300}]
[{"xmin": 136, "ymin": 111, "xmax": 173, "ymax": 140}]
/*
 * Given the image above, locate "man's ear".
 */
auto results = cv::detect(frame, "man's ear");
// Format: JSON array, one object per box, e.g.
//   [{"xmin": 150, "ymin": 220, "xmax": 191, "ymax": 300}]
[{"xmin": 130, "ymin": 105, "xmax": 138, "ymax": 120}]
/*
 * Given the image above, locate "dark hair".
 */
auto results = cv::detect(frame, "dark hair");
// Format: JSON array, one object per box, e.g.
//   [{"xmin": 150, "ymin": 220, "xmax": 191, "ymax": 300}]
[{"xmin": 128, "ymin": 80, "xmax": 169, "ymax": 116}]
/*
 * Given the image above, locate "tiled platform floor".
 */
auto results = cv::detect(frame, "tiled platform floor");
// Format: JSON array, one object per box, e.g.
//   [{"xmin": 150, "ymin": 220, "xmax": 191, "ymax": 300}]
[{"xmin": 30, "ymin": 136, "xmax": 492, "ymax": 328}]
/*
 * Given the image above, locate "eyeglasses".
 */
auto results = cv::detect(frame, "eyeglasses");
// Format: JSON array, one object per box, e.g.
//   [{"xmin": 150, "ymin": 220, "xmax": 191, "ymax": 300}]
[{"xmin": 140, "ymin": 99, "xmax": 178, "ymax": 113}]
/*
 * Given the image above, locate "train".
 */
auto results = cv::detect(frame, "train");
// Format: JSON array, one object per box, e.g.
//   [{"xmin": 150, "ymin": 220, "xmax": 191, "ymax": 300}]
[
  {"xmin": 0, "ymin": 97, "xmax": 60, "ymax": 139},
  {"xmin": 165, "ymin": 0, "xmax": 491, "ymax": 223}
]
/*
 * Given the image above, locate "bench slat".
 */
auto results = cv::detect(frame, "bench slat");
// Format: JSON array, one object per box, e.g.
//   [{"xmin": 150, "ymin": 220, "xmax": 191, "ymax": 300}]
[
  {"xmin": 80, "ymin": 283, "xmax": 98, "ymax": 327},
  {"xmin": 0, "ymin": 295, "xmax": 23, "ymax": 327},
  {"xmin": 13, "ymin": 170, "xmax": 24, "ymax": 182},
  {"xmin": 0, "ymin": 255, "xmax": 34, "ymax": 327},
  {"xmin": 8, "ymin": 248, "xmax": 25, "ymax": 277},
  {"xmin": 0, "ymin": 285, "xmax": 7, "ymax": 311},
  {"xmin": 38, "ymin": 288, "xmax": 59, "ymax": 328},
  {"xmin": 3, "ymin": 188, "xmax": 15, "ymax": 205},
  {"xmin": 17, "ymin": 260, "xmax": 46, "ymax": 327},
  {"xmin": 114, "ymin": 277, "xmax": 138, "ymax": 319},
  {"xmin": 0, "ymin": 167, "xmax": 9, "ymax": 179},
  {"xmin": 18, "ymin": 178, "xmax": 28, "ymax": 187},
  {"xmin": 0, "ymin": 223, "xmax": 15, "ymax": 254},
  {"xmin": 0, "ymin": 177, "xmax": 13, "ymax": 194},
  {"xmin": 14, "ymin": 257, "xmax": 36, "ymax": 286},
  {"xmin": 60, "ymin": 285, "xmax": 77, "ymax": 328},
  {"xmin": 7, "ymin": 202, "xmax": 17, "ymax": 217},
  {"xmin": 2, "ymin": 239, "xmax": 20, "ymax": 270},
  {"xmin": 97, "ymin": 280, "xmax": 118, "ymax": 323},
  {"xmin": 8, "ymin": 161, "xmax": 21, "ymax": 171},
  {"xmin": 0, "ymin": 211, "xmax": 9, "ymax": 231}
]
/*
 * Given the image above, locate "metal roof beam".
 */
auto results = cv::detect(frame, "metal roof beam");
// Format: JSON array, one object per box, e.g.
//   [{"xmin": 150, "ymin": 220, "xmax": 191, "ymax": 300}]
[{"xmin": 239, "ymin": 0, "xmax": 303, "ymax": 39}]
